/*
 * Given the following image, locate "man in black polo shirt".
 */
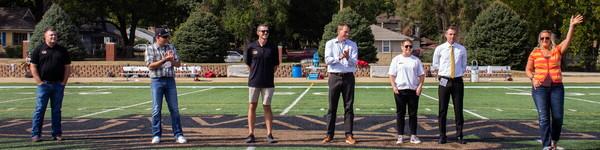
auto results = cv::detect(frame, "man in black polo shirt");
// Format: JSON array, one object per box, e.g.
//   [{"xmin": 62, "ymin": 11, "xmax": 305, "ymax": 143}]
[
  {"xmin": 244, "ymin": 24, "xmax": 279, "ymax": 143},
  {"xmin": 29, "ymin": 26, "xmax": 71, "ymax": 142}
]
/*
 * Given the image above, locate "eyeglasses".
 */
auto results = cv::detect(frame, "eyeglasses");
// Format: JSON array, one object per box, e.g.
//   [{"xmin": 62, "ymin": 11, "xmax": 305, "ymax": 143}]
[
  {"xmin": 259, "ymin": 30, "xmax": 269, "ymax": 33},
  {"xmin": 160, "ymin": 36, "xmax": 170, "ymax": 39},
  {"xmin": 404, "ymin": 45, "xmax": 412, "ymax": 48},
  {"xmin": 540, "ymin": 37, "xmax": 550, "ymax": 41}
]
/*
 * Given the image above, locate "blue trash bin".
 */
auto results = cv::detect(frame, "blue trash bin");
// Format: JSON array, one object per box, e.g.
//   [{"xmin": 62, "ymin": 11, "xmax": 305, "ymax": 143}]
[{"xmin": 292, "ymin": 64, "xmax": 302, "ymax": 78}]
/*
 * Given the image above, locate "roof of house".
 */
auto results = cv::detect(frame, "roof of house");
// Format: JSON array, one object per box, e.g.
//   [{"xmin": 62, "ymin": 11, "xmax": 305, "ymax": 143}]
[
  {"xmin": 370, "ymin": 25, "xmax": 413, "ymax": 41},
  {"xmin": 0, "ymin": 7, "xmax": 35, "ymax": 31}
]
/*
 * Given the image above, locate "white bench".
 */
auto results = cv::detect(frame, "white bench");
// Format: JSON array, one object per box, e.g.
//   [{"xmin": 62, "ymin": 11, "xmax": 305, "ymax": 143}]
[
  {"xmin": 121, "ymin": 66, "xmax": 201, "ymax": 78},
  {"xmin": 121, "ymin": 66, "xmax": 150, "ymax": 78}
]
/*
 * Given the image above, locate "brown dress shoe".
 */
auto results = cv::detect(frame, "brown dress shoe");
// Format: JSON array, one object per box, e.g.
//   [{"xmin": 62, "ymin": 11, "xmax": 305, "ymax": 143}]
[
  {"xmin": 345, "ymin": 135, "xmax": 356, "ymax": 144},
  {"xmin": 321, "ymin": 135, "xmax": 333, "ymax": 143}
]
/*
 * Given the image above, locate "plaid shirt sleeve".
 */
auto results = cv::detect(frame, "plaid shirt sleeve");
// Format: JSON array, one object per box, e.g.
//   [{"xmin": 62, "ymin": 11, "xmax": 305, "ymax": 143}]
[{"xmin": 145, "ymin": 46, "xmax": 155, "ymax": 66}]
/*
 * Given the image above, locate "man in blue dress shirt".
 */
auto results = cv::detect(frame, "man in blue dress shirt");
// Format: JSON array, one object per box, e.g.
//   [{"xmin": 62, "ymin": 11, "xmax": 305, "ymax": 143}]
[{"xmin": 321, "ymin": 23, "xmax": 358, "ymax": 145}]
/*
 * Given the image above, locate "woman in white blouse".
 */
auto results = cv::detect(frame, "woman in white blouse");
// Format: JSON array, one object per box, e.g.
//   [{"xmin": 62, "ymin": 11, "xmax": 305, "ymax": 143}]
[{"xmin": 388, "ymin": 40, "xmax": 425, "ymax": 144}]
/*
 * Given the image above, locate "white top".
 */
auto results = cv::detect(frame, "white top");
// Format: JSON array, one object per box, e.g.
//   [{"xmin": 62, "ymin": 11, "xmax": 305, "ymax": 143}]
[
  {"xmin": 388, "ymin": 55, "xmax": 425, "ymax": 90},
  {"xmin": 324, "ymin": 38, "xmax": 358, "ymax": 73},
  {"xmin": 431, "ymin": 42, "xmax": 467, "ymax": 77}
]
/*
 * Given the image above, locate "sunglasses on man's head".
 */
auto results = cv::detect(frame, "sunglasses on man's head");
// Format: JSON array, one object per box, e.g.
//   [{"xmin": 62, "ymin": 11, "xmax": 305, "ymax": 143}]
[{"xmin": 404, "ymin": 45, "xmax": 412, "ymax": 48}]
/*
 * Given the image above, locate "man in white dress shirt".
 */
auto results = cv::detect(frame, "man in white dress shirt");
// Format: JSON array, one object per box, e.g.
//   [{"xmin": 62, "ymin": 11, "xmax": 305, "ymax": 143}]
[
  {"xmin": 321, "ymin": 23, "xmax": 358, "ymax": 145},
  {"xmin": 432, "ymin": 26, "xmax": 467, "ymax": 144}
]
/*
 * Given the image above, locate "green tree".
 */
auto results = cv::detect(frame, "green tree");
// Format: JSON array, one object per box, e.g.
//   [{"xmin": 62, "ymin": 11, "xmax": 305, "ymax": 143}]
[
  {"xmin": 318, "ymin": 8, "xmax": 377, "ymax": 63},
  {"xmin": 395, "ymin": 0, "xmax": 488, "ymax": 41},
  {"xmin": 464, "ymin": 1, "xmax": 528, "ymax": 68},
  {"xmin": 58, "ymin": 0, "xmax": 192, "ymax": 49},
  {"xmin": 287, "ymin": 0, "xmax": 337, "ymax": 49},
  {"xmin": 502, "ymin": 0, "xmax": 600, "ymax": 71},
  {"xmin": 172, "ymin": 10, "xmax": 229, "ymax": 63},
  {"xmin": 202, "ymin": 0, "xmax": 290, "ymax": 47},
  {"xmin": 28, "ymin": 3, "xmax": 84, "ymax": 60},
  {"xmin": 344, "ymin": 0, "xmax": 396, "ymax": 23},
  {"xmin": 558, "ymin": 0, "xmax": 599, "ymax": 71},
  {"xmin": 501, "ymin": 0, "xmax": 562, "ymax": 59},
  {"xmin": 0, "ymin": 0, "xmax": 52, "ymax": 22}
]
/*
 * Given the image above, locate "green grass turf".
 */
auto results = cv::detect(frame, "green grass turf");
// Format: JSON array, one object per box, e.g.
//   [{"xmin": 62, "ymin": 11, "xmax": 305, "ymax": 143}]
[
  {"xmin": 0, "ymin": 83, "xmax": 599, "ymax": 149},
  {"xmin": 2, "ymin": 84, "xmax": 599, "ymax": 128}
]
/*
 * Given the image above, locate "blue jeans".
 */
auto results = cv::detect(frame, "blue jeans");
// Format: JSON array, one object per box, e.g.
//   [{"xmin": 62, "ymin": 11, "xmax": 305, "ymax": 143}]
[
  {"xmin": 31, "ymin": 81, "xmax": 65, "ymax": 137},
  {"xmin": 531, "ymin": 85, "xmax": 564, "ymax": 147},
  {"xmin": 150, "ymin": 77, "xmax": 183, "ymax": 137}
]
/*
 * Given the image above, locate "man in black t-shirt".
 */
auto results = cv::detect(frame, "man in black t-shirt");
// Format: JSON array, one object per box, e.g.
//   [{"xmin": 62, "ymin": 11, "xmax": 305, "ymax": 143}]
[
  {"xmin": 244, "ymin": 24, "xmax": 279, "ymax": 143},
  {"xmin": 29, "ymin": 26, "xmax": 71, "ymax": 142}
]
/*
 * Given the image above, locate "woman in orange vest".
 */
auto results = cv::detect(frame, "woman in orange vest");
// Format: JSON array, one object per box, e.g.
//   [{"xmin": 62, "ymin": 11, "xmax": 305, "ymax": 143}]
[{"xmin": 525, "ymin": 14, "xmax": 583, "ymax": 150}]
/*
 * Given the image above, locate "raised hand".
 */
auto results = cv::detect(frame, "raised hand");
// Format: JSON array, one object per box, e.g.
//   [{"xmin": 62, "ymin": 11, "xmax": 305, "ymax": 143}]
[
  {"xmin": 570, "ymin": 14, "xmax": 584, "ymax": 26},
  {"xmin": 559, "ymin": 14, "xmax": 584, "ymax": 54}
]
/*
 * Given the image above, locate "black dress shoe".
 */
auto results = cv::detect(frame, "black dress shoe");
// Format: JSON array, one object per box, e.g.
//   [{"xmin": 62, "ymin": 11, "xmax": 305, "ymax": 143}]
[
  {"xmin": 245, "ymin": 134, "xmax": 256, "ymax": 143},
  {"xmin": 457, "ymin": 137, "xmax": 467, "ymax": 144},
  {"xmin": 438, "ymin": 137, "xmax": 447, "ymax": 144}
]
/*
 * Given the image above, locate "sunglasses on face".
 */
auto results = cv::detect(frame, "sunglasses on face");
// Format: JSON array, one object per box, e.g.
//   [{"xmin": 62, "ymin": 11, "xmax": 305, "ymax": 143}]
[
  {"xmin": 540, "ymin": 37, "xmax": 550, "ymax": 41},
  {"xmin": 404, "ymin": 45, "xmax": 412, "ymax": 48},
  {"xmin": 259, "ymin": 30, "xmax": 269, "ymax": 33}
]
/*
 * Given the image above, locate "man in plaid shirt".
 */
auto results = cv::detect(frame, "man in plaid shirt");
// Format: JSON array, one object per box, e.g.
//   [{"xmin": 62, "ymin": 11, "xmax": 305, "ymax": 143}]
[{"xmin": 145, "ymin": 28, "xmax": 186, "ymax": 144}]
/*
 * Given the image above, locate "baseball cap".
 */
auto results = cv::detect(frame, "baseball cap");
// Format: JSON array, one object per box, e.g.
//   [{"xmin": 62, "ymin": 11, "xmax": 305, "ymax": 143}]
[{"xmin": 155, "ymin": 28, "xmax": 171, "ymax": 37}]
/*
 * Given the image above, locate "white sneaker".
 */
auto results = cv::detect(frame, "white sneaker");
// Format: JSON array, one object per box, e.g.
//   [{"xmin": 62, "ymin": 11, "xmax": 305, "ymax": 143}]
[
  {"xmin": 410, "ymin": 135, "xmax": 422, "ymax": 144},
  {"xmin": 151, "ymin": 136, "xmax": 160, "ymax": 144},
  {"xmin": 176, "ymin": 136, "xmax": 187, "ymax": 144},
  {"xmin": 396, "ymin": 135, "xmax": 404, "ymax": 144}
]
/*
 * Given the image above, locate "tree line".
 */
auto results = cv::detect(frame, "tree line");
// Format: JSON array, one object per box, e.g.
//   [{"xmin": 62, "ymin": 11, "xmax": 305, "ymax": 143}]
[{"xmin": 5, "ymin": 0, "xmax": 598, "ymax": 71}]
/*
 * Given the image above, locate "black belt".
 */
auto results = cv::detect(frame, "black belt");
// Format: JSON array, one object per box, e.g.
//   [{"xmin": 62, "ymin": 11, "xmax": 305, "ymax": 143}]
[
  {"xmin": 329, "ymin": 72, "xmax": 353, "ymax": 76},
  {"xmin": 439, "ymin": 76, "xmax": 463, "ymax": 80}
]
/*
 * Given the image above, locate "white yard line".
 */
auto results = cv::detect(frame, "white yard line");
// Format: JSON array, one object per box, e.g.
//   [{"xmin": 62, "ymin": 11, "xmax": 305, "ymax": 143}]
[
  {"xmin": 0, "ymin": 96, "xmax": 37, "ymax": 104},
  {"xmin": 503, "ymin": 87, "xmax": 527, "ymax": 92},
  {"xmin": 2, "ymin": 85, "xmax": 600, "ymax": 89},
  {"xmin": 0, "ymin": 88, "xmax": 109, "ymax": 104},
  {"xmin": 565, "ymin": 97, "xmax": 600, "ymax": 104},
  {"xmin": 504, "ymin": 87, "xmax": 600, "ymax": 105},
  {"xmin": 75, "ymin": 88, "xmax": 213, "ymax": 118},
  {"xmin": 280, "ymin": 83, "xmax": 313, "ymax": 115},
  {"xmin": 421, "ymin": 93, "xmax": 489, "ymax": 120}
]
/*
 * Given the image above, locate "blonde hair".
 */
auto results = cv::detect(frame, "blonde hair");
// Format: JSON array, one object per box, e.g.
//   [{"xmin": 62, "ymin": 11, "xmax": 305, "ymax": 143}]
[{"xmin": 537, "ymin": 30, "xmax": 556, "ymax": 49}]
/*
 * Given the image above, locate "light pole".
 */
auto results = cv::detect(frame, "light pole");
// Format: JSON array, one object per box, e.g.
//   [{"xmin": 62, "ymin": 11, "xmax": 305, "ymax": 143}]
[{"xmin": 339, "ymin": 0, "xmax": 344, "ymax": 11}]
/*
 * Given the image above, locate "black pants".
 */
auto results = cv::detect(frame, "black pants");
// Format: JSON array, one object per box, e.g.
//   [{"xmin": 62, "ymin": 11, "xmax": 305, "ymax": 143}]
[
  {"xmin": 394, "ymin": 89, "xmax": 419, "ymax": 135},
  {"xmin": 438, "ymin": 76, "xmax": 464, "ymax": 138},
  {"xmin": 325, "ymin": 72, "xmax": 355, "ymax": 136}
]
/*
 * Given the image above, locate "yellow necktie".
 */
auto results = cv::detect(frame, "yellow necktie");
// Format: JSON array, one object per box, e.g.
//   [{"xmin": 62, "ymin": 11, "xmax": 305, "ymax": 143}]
[{"xmin": 449, "ymin": 45, "xmax": 455, "ymax": 78}]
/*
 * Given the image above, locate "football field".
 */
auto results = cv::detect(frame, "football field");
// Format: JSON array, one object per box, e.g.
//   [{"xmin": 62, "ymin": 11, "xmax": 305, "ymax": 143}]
[{"xmin": 0, "ymin": 82, "xmax": 599, "ymax": 149}]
